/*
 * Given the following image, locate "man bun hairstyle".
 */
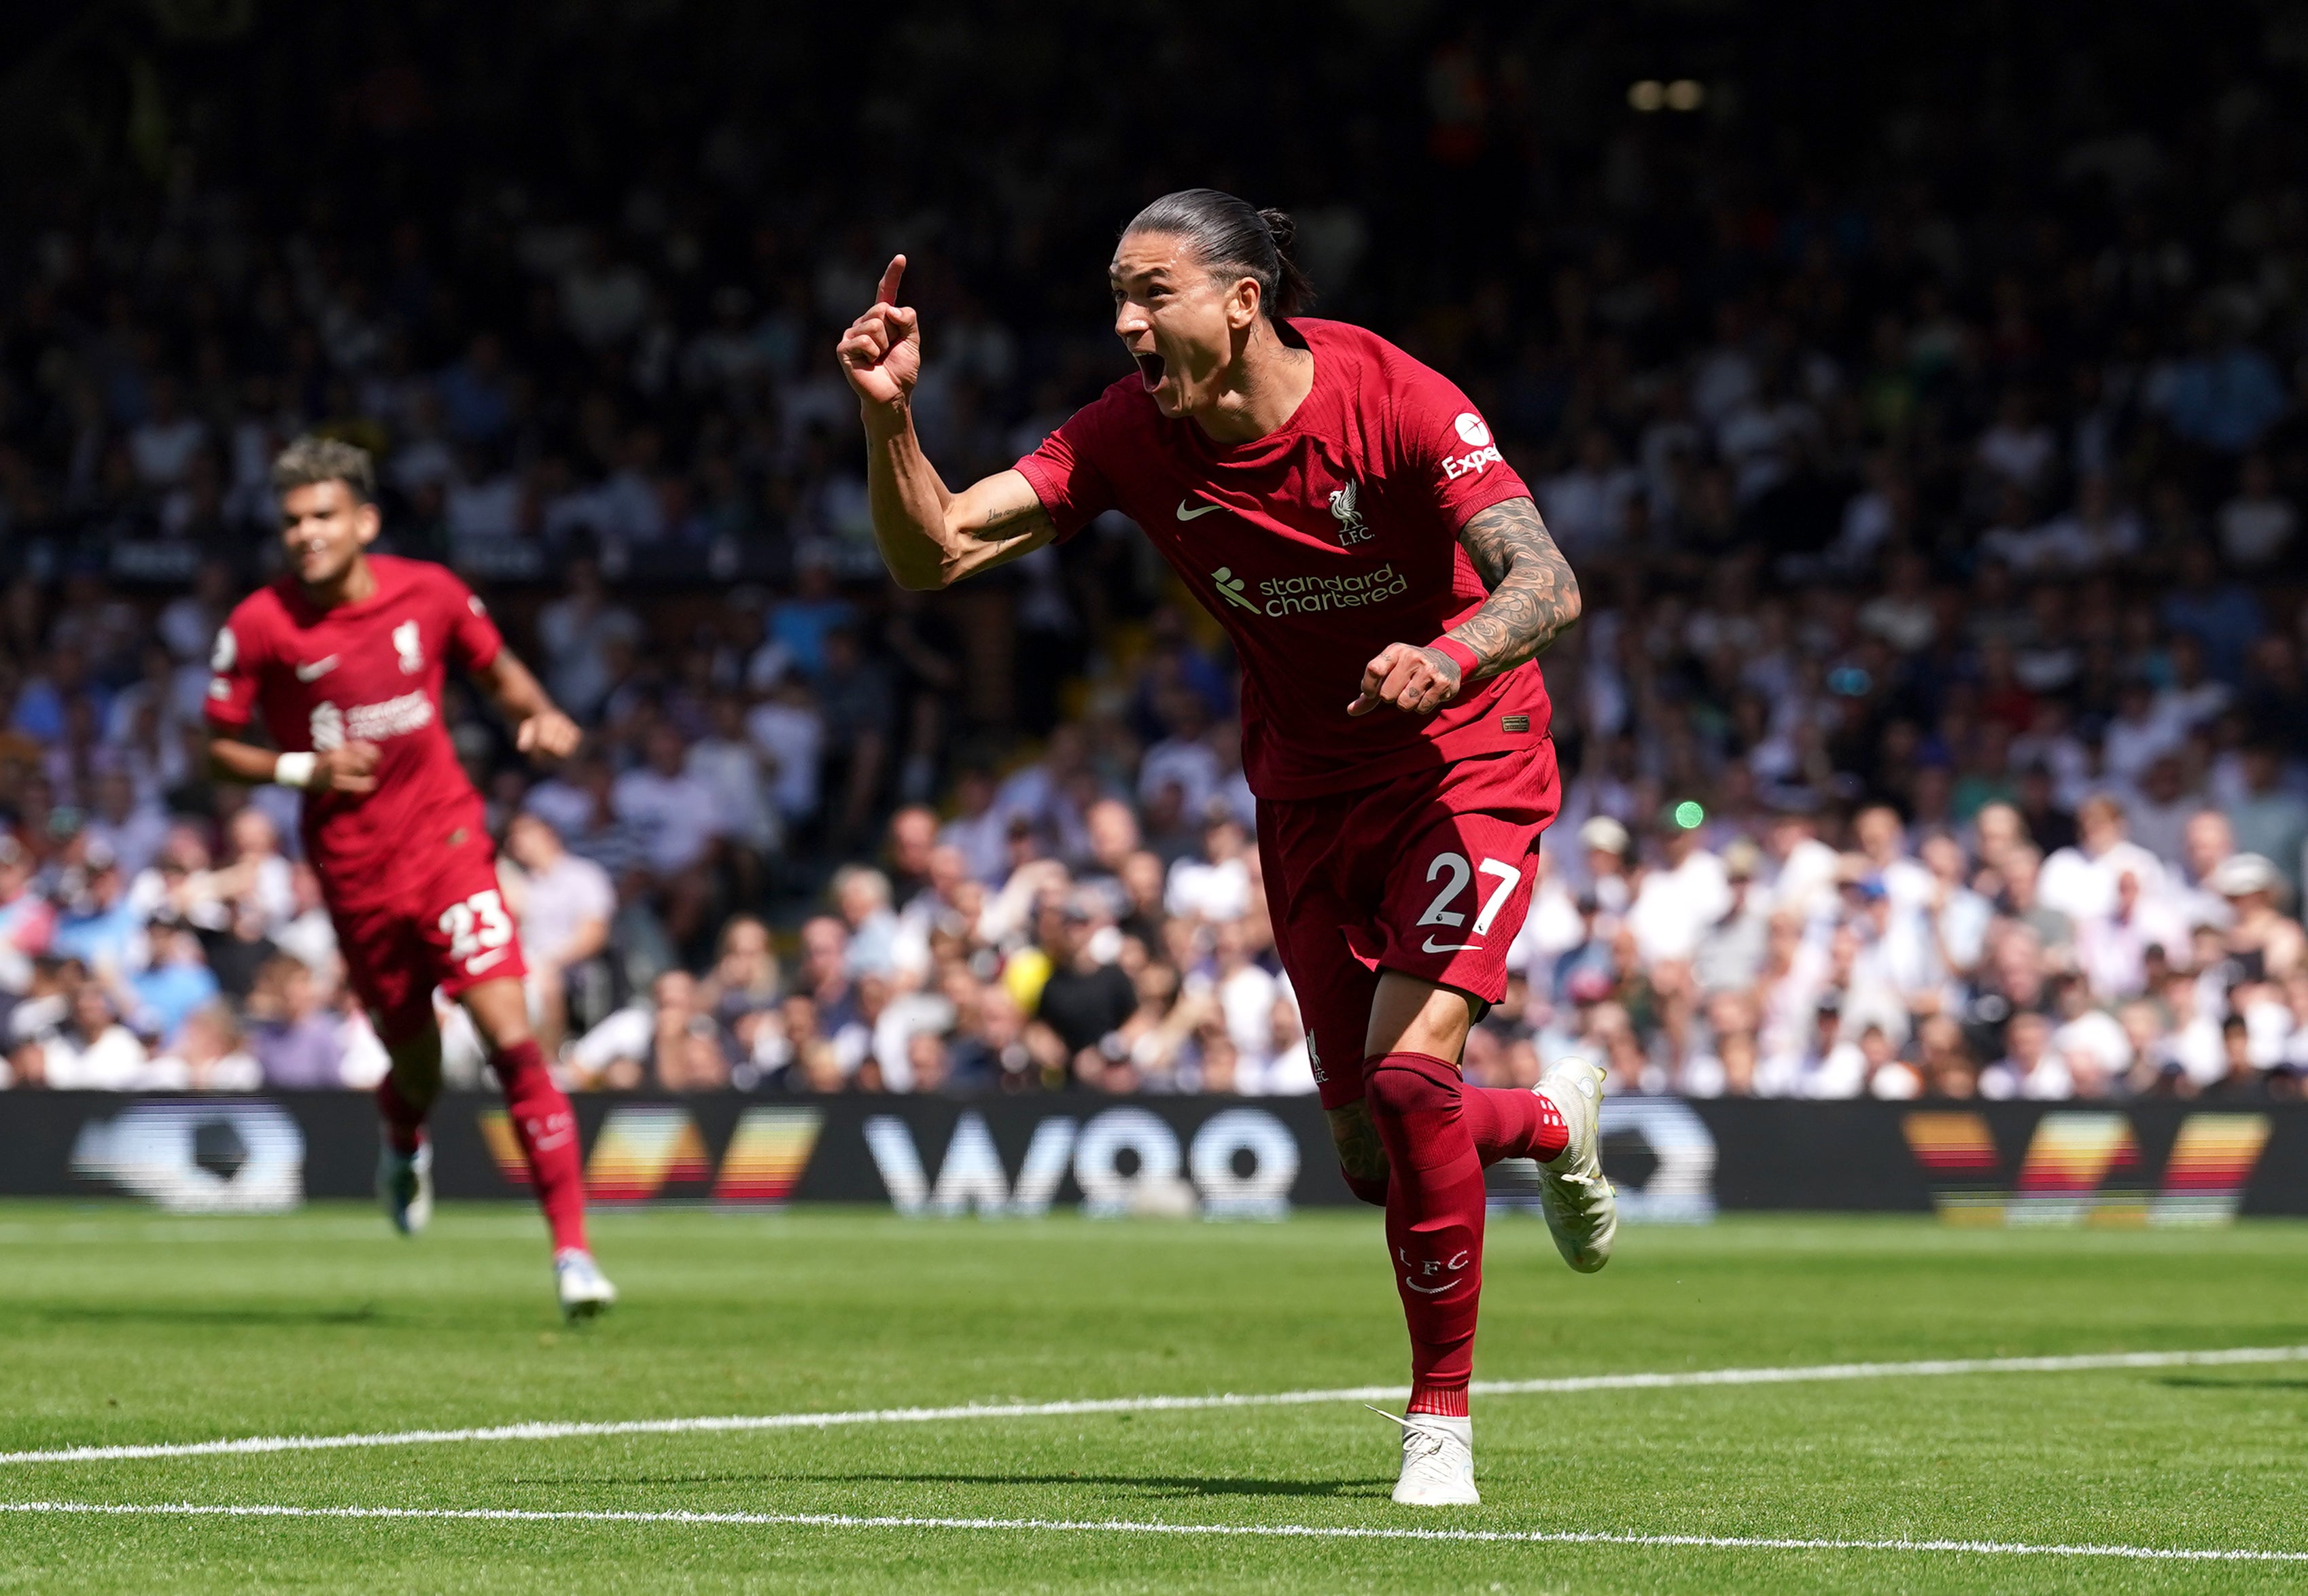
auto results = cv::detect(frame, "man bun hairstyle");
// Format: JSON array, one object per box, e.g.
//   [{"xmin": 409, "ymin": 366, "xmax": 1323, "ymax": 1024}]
[
  {"xmin": 271, "ymin": 434, "xmax": 376, "ymax": 503},
  {"xmin": 1125, "ymin": 188, "xmax": 1314, "ymax": 320}
]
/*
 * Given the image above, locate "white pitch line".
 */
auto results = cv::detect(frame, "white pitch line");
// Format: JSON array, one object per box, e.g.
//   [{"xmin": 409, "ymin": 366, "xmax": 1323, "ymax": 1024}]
[
  {"xmin": 4, "ymin": 1343, "xmax": 2301, "ymax": 1469},
  {"xmin": 0, "ymin": 1501, "xmax": 2303, "ymax": 1564}
]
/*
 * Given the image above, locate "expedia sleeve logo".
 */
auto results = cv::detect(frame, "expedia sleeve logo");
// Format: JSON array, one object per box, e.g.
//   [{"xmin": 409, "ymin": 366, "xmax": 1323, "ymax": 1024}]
[{"xmin": 1443, "ymin": 412, "xmax": 1505, "ymax": 481}]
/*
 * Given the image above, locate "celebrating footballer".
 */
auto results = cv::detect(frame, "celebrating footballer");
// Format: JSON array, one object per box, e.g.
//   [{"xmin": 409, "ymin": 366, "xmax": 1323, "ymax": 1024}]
[{"xmin": 839, "ymin": 188, "xmax": 1610, "ymax": 1504}]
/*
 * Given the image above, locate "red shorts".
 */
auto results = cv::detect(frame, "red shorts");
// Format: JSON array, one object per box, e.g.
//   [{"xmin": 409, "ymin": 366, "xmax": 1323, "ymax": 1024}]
[
  {"xmin": 326, "ymin": 830, "xmax": 527, "ymax": 1046},
  {"xmin": 1257, "ymin": 740, "xmax": 1560, "ymax": 1110}
]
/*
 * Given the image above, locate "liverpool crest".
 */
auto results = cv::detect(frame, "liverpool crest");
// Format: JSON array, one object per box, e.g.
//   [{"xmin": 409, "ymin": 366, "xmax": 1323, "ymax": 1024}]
[{"xmin": 1328, "ymin": 479, "xmax": 1371, "ymax": 545}]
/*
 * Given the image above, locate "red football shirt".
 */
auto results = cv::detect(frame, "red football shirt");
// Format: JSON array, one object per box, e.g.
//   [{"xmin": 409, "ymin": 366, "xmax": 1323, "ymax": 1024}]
[
  {"xmin": 1015, "ymin": 319, "xmax": 1550, "ymax": 799},
  {"xmin": 204, "ymin": 554, "xmax": 502, "ymax": 906}
]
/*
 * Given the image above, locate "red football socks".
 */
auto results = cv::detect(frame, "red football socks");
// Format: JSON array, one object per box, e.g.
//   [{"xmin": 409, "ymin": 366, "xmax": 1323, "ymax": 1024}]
[
  {"xmin": 1465, "ymin": 1083, "xmax": 1570, "ymax": 1165},
  {"xmin": 1337, "ymin": 1078, "xmax": 1566, "ymax": 1205},
  {"xmin": 491, "ymin": 1039, "xmax": 590, "ymax": 1255},
  {"xmin": 374, "ymin": 1073, "xmax": 428, "ymax": 1156},
  {"xmin": 1363, "ymin": 1051, "xmax": 1487, "ymax": 1417}
]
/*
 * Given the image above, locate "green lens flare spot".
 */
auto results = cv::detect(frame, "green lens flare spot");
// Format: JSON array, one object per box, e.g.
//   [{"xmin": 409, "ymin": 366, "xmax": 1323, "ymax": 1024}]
[{"xmin": 1674, "ymin": 801, "xmax": 1706, "ymax": 830}]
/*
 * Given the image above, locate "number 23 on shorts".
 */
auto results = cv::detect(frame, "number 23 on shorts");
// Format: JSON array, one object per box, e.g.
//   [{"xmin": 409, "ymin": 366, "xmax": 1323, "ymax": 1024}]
[
  {"xmin": 1414, "ymin": 849, "xmax": 1522, "ymax": 953},
  {"xmin": 438, "ymin": 888, "xmax": 515, "ymax": 976}
]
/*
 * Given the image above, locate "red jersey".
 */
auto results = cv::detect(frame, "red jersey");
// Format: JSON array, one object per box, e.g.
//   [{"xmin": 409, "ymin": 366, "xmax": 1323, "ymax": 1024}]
[
  {"xmin": 1015, "ymin": 319, "xmax": 1548, "ymax": 799},
  {"xmin": 204, "ymin": 554, "xmax": 502, "ymax": 904}
]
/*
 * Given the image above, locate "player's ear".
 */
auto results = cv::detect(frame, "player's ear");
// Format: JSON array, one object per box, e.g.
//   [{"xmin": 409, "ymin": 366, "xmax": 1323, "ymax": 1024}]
[
  {"xmin": 353, "ymin": 499, "xmax": 382, "ymax": 547},
  {"xmin": 1225, "ymin": 275, "xmax": 1261, "ymax": 332}
]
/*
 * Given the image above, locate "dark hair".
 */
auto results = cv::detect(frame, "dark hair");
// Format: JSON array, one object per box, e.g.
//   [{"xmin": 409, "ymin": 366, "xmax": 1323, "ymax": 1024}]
[
  {"xmin": 1123, "ymin": 188, "xmax": 1314, "ymax": 319},
  {"xmin": 271, "ymin": 434, "xmax": 376, "ymax": 503}
]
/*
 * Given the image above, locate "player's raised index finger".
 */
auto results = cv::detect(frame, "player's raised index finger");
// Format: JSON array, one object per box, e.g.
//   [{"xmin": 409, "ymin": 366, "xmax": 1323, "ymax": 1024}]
[{"xmin": 875, "ymin": 255, "xmax": 907, "ymax": 307}]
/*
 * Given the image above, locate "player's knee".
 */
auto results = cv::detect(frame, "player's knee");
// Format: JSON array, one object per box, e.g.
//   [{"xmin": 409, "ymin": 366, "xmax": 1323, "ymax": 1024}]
[{"xmin": 1364, "ymin": 1057, "xmax": 1455, "ymax": 1124}]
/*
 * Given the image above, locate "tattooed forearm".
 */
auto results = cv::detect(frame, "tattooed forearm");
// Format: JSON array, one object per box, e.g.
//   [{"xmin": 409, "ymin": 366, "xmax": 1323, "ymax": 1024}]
[
  {"xmin": 1446, "ymin": 495, "xmax": 1581, "ymax": 680},
  {"xmin": 1327, "ymin": 1101, "xmax": 1391, "ymax": 1183}
]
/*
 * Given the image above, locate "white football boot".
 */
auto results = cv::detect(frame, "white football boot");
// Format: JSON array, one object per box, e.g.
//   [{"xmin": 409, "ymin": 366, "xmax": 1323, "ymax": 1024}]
[
  {"xmin": 377, "ymin": 1141, "xmax": 433, "ymax": 1237},
  {"xmin": 1534, "ymin": 1056, "xmax": 1617, "ymax": 1273},
  {"xmin": 1380, "ymin": 1411, "xmax": 1480, "ymax": 1506},
  {"xmin": 554, "ymin": 1249, "xmax": 618, "ymax": 1323}
]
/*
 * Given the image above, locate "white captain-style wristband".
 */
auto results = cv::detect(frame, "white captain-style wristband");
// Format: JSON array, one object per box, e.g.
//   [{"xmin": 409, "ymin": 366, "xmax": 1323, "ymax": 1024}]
[{"xmin": 274, "ymin": 752, "xmax": 317, "ymax": 788}]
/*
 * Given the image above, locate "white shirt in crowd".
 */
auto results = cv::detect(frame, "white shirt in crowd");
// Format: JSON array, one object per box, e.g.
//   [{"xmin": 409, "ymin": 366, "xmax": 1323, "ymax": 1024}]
[
  {"xmin": 1764, "ymin": 836, "xmax": 1842, "ymax": 924},
  {"xmin": 1138, "ymin": 737, "xmax": 1220, "ymax": 820},
  {"xmin": 687, "ymin": 739, "xmax": 778, "ymax": 852},
  {"xmin": 744, "ymin": 699, "xmax": 825, "ymax": 823},
  {"xmin": 1166, "ymin": 855, "xmax": 1253, "ymax": 925},
  {"xmin": 521, "ymin": 852, "xmax": 616, "ymax": 965},
  {"xmin": 610, "ymin": 766, "xmax": 723, "ymax": 875},
  {"xmin": 1211, "ymin": 961, "xmax": 1279, "ymax": 1059},
  {"xmin": 1627, "ymin": 848, "xmax": 1732, "ymax": 964},
  {"xmin": 43, "ymin": 1025, "xmax": 151, "ymax": 1090},
  {"xmin": 2038, "ymin": 840, "xmax": 2169, "ymax": 926}
]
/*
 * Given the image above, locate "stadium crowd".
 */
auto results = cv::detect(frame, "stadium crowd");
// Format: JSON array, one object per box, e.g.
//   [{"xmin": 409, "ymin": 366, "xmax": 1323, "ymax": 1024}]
[{"xmin": 6, "ymin": 6, "xmax": 2308, "ymax": 1102}]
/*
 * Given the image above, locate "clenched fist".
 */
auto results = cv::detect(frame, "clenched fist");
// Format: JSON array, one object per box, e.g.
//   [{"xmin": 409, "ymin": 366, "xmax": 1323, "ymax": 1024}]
[
  {"xmin": 1348, "ymin": 642, "xmax": 1465, "ymax": 717},
  {"xmin": 517, "ymin": 709, "xmax": 581, "ymax": 760},
  {"xmin": 835, "ymin": 255, "xmax": 921, "ymax": 411},
  {"xmin": 314, "ymin": 741, "xmax": 381, "ymax": 794}
]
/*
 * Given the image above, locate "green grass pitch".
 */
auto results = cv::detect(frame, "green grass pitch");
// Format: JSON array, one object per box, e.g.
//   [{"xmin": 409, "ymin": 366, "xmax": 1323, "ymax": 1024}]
[{"xmin": 0, "ymin": 1203, "xmax": 2303, "ymax": 1593}]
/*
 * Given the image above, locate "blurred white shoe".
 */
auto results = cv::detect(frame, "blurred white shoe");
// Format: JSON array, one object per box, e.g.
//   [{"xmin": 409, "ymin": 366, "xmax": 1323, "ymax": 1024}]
[
  {"xmin": 555, "ymin": 1249, "xmax": 618, "ymax": 1322},
  {"xmin": 377, "ymin": 1141, "xmax": 432, "ymax": 1237},
  {"xmin": 1534, "ymin": 1057, "xmax": 1616, "ymax": 1273}
]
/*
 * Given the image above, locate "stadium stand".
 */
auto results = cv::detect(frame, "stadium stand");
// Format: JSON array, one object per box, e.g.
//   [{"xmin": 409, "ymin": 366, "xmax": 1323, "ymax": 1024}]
[{"xmin": 4, "ymin": 4, "xmax": 2308, "ymax": 1103}]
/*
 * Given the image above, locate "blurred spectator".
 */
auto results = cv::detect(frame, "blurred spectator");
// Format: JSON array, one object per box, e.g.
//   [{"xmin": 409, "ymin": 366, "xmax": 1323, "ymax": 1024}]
[
  {"xmin": 245, "ymin": 956, "xmax": 343, "ymax": 1088},
  {"xmin": 145, "ymin": 1004, "xmax": 262, "ymax": 1092},
  {"xmin": 40, "ymin": 982, "xmax": 150, "ymax": 1089},
  {"xmin": 504, "ymin": 811, "xmax": 615, "ymax": 1057}
]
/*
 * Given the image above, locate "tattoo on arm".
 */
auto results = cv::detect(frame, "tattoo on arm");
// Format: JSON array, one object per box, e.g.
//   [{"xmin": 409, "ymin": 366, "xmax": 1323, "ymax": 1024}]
[
  {"xmin": 970, "ymin": 498, "xmax": 1055, "ymax": 545},
  {"xmin": 1327, "ymin": 1101, "xmax": 1391, "ymax": 1183},
  {"xmin": 1447, "ymin": 495, "xmax": 1582, "ymax": 681}
]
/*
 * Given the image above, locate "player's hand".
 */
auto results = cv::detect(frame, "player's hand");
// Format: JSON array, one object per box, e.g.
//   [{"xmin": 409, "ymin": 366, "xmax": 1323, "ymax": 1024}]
[
  {"xmin": 517, "ymin": 709, "xmax": 581, "ymax": 760},
  {"xmin": 314, "ymin": 741, "xmax": 381, "ymax": 794},
  {"xmin": 1348, "ymin": 642, "xmax": 1464, "ymax": 717},
  {"xmin": 836, "ymin": 255, "xmax": 921, "ymax": 411}
]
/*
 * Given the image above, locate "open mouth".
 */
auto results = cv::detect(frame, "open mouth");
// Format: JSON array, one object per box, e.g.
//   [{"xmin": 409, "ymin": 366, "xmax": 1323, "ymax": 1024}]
[{"xmin": 1134, "ymin": 351, "xmax": 1166, "ymax": 392}]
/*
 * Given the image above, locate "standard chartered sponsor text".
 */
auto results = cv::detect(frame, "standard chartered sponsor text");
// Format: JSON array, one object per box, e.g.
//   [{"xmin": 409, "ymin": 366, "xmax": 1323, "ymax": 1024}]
[
  {"xmin": 1256, "ymin": 563, "xmax": 1410, "ymax": 616},
  {"xmin": 312, "ymin": 691, "xmax": 436, "ymax": 749}
]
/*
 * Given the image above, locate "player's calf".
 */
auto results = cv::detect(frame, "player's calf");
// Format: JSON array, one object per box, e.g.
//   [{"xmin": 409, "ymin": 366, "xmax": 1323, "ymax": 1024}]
[{"xmin": 1325, "ymin": 1099, "xmax": 1389, "ymax": 1206}]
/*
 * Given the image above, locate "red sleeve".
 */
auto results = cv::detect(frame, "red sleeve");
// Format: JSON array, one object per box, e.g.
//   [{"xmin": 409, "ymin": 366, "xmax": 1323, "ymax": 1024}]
[
  {"xmin": 440, "ymin": 571, "xmax": 505, "ymax": 673},
  {"xmin": 201, "ymin": 599, "xmax": 266, "ymax": 732},
  {"xmin": 1387, "ymin": 361, "xmax": 1529, "ymax": 530},
  {"xmin": 1011, "ymin": 386, "xmax": 1129, "ymax": 542}
]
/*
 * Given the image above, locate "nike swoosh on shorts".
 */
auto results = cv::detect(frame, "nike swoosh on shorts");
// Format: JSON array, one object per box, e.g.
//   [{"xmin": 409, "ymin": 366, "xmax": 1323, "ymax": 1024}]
[
  {"xmin": 296, "ymin": 656, "xmax": 339, "ymax": 681},
  {"xmin": 1176, "ymin": 499, "xmax": 1221, "ymax": 520},
  {"xmin": 1421, "ymin": 937, "xmax": 1481, "ymax": 953}
]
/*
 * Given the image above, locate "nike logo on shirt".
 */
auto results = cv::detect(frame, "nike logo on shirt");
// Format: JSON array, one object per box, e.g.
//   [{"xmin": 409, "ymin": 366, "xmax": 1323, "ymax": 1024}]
[
  {"xmin": 1421, "ymin": 936, "xmax": 1481, "ymax": 953},
  {"xmin": 295, "ymin": 656, "xmax": 340, "ymax": 681},
  {"xmin": 464, "ymin": 946, "xmax": 512, "ymax": 975},
  {"xmin": 1176, "ymin": 499, "xmax": 1222, "ymax": 521}
]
